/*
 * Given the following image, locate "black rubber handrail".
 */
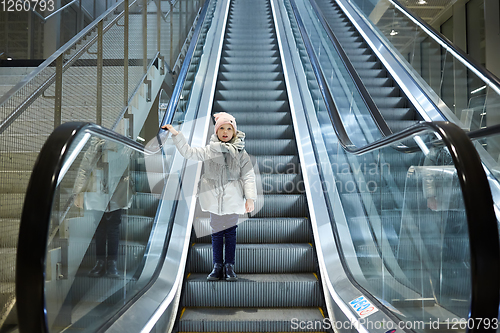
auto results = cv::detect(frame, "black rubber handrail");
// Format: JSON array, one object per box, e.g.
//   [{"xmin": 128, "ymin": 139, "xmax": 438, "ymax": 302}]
[
  {"xmin": 289, "ymin": 0, "xmax": 500, "ymax": 330},
  {"xmin": 15, "ymin": 123, "xmax": 154, "ymax": 333}
]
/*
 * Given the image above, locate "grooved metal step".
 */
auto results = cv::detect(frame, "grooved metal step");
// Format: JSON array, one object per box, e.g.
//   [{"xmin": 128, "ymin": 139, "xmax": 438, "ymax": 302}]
[
  {"xmin": 178, "ymin": 308, "xmax": 327, "ymax": 332},
  {"xmin": 194, "ymin": 217, "xmax": 312, "ymax": 244},
  {"xmin": 188, "ymin": 243, "xmax": 316, "ymax": 273},
  {"xmin": 182, "ymin": 273, "xmax": 321, "ymax": 307}
]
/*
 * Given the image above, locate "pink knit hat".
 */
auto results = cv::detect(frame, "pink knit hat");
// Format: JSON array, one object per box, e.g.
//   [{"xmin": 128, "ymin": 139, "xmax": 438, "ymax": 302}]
[{"xmin": 214, "ymin": 112, "xmax": 237, "ymax": 134}]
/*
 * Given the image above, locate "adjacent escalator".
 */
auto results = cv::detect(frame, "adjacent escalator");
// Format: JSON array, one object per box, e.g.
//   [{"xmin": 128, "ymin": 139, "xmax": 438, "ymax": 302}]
[
  {"xmin": 314, "ymin": 0, "xmax": 422, "ymax": 133},
  {"xmin": 285, "ymin": 0, "xmax": 500, "ymax": 330}
]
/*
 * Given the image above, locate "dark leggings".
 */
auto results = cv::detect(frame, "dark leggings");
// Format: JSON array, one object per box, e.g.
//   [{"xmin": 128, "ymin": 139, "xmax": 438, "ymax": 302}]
[
  {"xmin": 95, "ymin": 209, "xmax": 123, "ymax": 261},
  {"xmin": 210, "ymin": 213, "xmax": 238, "ymax": 265}
]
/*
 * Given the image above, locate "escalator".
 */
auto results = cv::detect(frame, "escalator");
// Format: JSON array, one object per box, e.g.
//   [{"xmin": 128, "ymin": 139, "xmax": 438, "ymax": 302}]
[
  {"xmin": 177, "ymin": 0, "xmax": 326, "ymax": 329},
  {"xmin": 13, "ymin": 0, "xmax": 500, "ymax": 332},
  {"xmin": 286, "ymin": 0, "xmax": 500, "ymax": 330}
]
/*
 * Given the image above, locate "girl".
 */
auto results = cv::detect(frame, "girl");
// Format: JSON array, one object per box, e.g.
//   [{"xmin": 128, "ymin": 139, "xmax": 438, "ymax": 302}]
[{"xmin": 162, "ymin": 112, "xmax": 257, "ymax": 281}]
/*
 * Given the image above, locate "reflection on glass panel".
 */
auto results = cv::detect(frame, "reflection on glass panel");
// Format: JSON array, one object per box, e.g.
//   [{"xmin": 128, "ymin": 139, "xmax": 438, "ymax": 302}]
[
  {"xmin": 398, "ymin": 142, "xmax": 469, "ymax": 321},
  {"xmin": 45, "ymin": 131, "xmax": 163, "ymax": 332},
  {"xmin": 317, "ymin": 123, "xmax": 470, "ymax": 330}
]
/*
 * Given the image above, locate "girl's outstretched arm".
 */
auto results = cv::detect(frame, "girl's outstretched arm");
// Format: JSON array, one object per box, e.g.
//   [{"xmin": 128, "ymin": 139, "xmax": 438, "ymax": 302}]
[{"xmin": 161, "ymin": 125, "xmax": 210, "ymax": 161}]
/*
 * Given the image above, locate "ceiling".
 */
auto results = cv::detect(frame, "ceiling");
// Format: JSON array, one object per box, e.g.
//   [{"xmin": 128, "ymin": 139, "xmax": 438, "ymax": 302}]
[{"xmin": 397, "ymin": 0, "xmax": 458, "ymax": 23}]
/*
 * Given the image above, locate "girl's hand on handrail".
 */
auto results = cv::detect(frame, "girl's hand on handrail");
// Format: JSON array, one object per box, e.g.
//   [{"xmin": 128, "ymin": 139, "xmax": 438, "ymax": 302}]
[{"xmin": 161, "ymin": 124, "xmax": 179, "ymax": 136}]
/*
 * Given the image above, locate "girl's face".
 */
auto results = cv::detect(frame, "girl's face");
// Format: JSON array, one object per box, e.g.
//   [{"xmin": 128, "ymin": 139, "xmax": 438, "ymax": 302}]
[{"xmin": 217, "ymin": 124, "xmax": 234, "ymax": 142}]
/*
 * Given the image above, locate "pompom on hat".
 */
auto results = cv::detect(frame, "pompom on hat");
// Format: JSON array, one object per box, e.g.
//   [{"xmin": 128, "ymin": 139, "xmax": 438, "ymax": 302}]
[{"xmin": 214, "ymin": 112, "xmax": 237, "ymax": 134}]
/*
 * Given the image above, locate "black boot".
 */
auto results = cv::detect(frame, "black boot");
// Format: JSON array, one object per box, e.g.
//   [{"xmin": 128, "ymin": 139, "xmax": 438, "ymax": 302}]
[
  {"xmin": 107, "ymin": 260, "xmax": 120, "ymax": 278},
  {"xmin": 224, "ymin": 263, "xmax": 237, "ymax": 281},
  {"xmin": 207, "ymin": 263, "xmax": 224, "ymax": 281},
  {"xmin": 88, "ymin": 259, "xmax": 105, "ymax": 277}
]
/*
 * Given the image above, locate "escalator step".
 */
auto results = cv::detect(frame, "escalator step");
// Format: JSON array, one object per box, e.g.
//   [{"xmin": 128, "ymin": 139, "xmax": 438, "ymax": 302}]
[
  {"xmin": 254, "ymin": 155, "xmax": 299, "ymax": 174},
  {"xmin": 214, "ymin": 100, "xmax": 289, "ymax": 113},
  {"xmin": 220, "ymin": 64, "xmax": 281, "ymax": 73},
  {"xmin": 129, "ymin": 193, "xmax": 161, "ymax": 217},
  {"xmin": 216, "ymin": 90, "xmax": 286, "ymax": 100},
  {"xmin": 217, "ymin": 80, "xmax": 284, "ymax": 90},
  {"xmin": 188, "ymin": 243, "xmax": 316, "ymax": 273},
  {"xmin": 193, "ymin": 217, "xmax": 312, "ymax": 244},
  {"xmin": 246, "ymin": 139, "xmax": 297, "ymax": 155},
  {"xmin": 178, "ymin": 308, "xmax": 327, "ymax": 332},
  {"xmin": 224, "ymin": 43, "xmax": 277, "ymax": 51},
  {"xmin": 378, "ymin": 108, "xmax": 415, "ymax": 120},
  {"xmin": 120, "ymin": 215, "xmax": 154, "ymax": 242},
  {"xmin": 218, "ymin": 71, "xmax": 284, "ymax": 81},
  {"xmin": 182, "ymin": 273, "xmax": 321, "ymax": 307},
  {"xmin": 229, "ymin": 111, "xmax": 291, "ymax": 125},
  {"xmin": 223, "ymin": 50, "xmax": 278, "ymax": 58},
  {"xmin": 260, "ymin": 173, "xmax": 305, "ymax": 194},
  {"xmin": 253, "ymin": 194, "xmax": 308, "ymax": 217},
  {"xmin": 239, "ymin": 125, "xmax": 294, "ymax": 139},
  {"xmin": 221, "ymin": 56, "xmax": 280, "ymax": 65}
]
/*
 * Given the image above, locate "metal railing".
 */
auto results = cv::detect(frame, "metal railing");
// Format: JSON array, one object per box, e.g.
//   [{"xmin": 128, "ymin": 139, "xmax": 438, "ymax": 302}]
[
  {"xmin": 0, "ymin": 0, "xmax": 203, "ymax": 329},
  {"xmin": 30, "ymin": 0, "xmax": 80, "ymax": 22}
]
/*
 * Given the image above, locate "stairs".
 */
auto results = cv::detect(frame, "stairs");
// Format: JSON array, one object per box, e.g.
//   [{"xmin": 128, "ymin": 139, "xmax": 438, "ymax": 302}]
[
  {"xmin": 0, "ymin": 67, "xmax": 36, "ymax": 99},
  {"xmin": 176, "ymin": 0, "xmax": 328, "ymax": 331}
]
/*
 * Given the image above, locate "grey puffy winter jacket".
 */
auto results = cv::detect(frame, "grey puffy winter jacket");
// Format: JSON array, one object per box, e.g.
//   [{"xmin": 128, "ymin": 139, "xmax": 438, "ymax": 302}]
[{"xmin": 172, "ymin": 130, "xmax": 257, "ymax": 215}]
